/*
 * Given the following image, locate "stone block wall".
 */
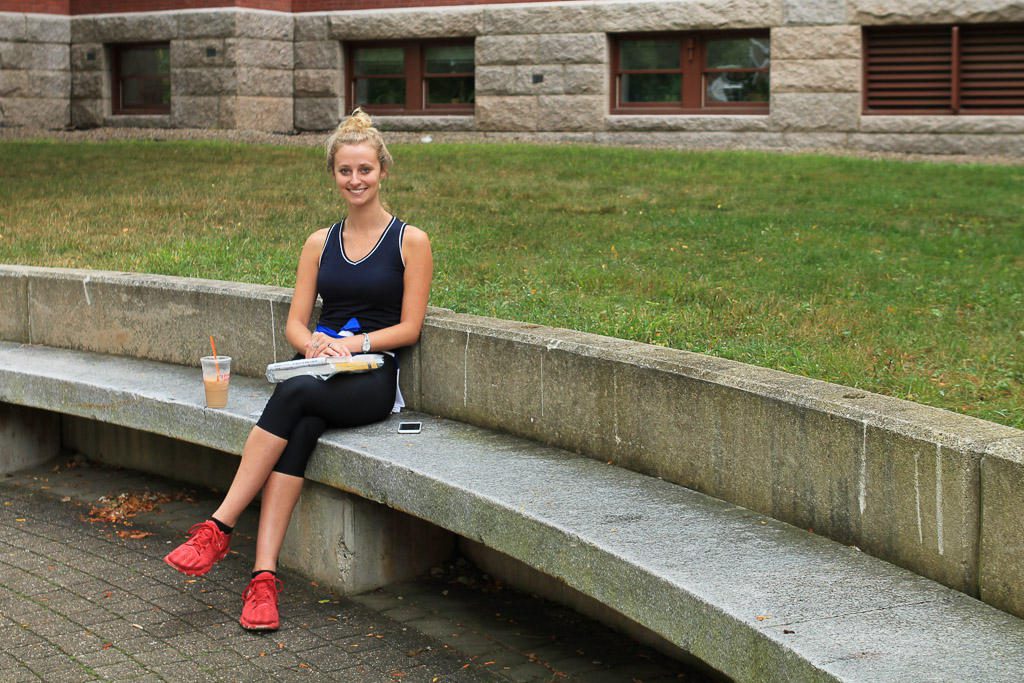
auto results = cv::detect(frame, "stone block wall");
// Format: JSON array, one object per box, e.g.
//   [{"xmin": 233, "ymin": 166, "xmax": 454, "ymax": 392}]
[
  {"xmin": 4, "ymin": 0, "xmax": 1024, "ymax": 153},
  {"xmin": 0, "ymin": 12, "xmax": 70, "ymax": 128},
  {"xmin": 70, "ymin": 9, "xmax": 294, "ymax": 131}
]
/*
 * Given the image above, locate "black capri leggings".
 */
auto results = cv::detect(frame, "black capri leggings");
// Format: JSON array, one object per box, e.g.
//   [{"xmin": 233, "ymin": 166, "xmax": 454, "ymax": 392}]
[{"xmin": 256, "ymin": 354, "xmax": 397, "ymax": 477}]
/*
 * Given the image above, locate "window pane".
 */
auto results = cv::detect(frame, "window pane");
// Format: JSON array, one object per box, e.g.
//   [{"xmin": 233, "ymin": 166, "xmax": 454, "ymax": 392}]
[
  {"xmin": 121, "ymin": 79, "xmax": 143, "ymax": 108},
  {"xmin": 622, "ymin": 73, "xmax": 681, "ymax": 103},
  {"xmin": 705, "ymin": 37, "xmax": 770, "ymax": 70},
  {"xmin": 355, "ymin": 77, "xmax": 406, "ymax": 105},
  {"xmin": 354, "ymin": 47, "xmax": 405, "ymax": 76},
  {"xmin": 705, "ymin": 71, "xmax": 770, "ymax": 103},
  {"xmin": 425, "ymin": 45, "xmax": 473, "ymax": 74},
  {"xmin": 120, "ymin": 46, "xmax": 169, "ymax": 77},
  {"xmin": 620, "ymin": 40, "xmax": 680, "ymax": 70},
  {"xmin": 427, "ymin": 76, "xmax": 474, "ymax": 105}
]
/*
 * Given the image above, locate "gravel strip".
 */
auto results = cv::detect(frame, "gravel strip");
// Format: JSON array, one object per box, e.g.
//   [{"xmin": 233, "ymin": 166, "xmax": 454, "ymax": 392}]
[{"xmin": 3, "ymin": 125, "xmax": 1022, "ymax": 166}]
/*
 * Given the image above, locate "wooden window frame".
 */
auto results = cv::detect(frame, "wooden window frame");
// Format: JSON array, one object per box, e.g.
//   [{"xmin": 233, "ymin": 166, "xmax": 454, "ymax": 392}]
[
  {"xmin": 111, "ymin": 42, "xmax": 171, "ymax": 116},
  {"xmin": 346, "ymin": 39, "xmax": 475, "ymax": 116},
  {"xmin": 610, "ymin": 31, "xmax": 771, "ymax": 115},
  {"xmin": 863, "ymin": 23, "xmax": 1024, "ymax": 115}
]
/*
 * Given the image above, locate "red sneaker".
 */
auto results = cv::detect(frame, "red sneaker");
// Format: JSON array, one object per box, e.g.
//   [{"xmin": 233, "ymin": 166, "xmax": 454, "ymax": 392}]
[
  {"xmin": 163, "ymin": 520, "xmax": 230, "ymax": 577},
  {"xmin": 240, "ymin": 572, "xmax": 283, "ymax": 631}
]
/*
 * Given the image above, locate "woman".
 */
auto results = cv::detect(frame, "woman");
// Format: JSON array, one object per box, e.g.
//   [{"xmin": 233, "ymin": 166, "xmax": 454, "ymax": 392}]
[{"xmin": 164, "ymin": 109, "xmax": 433, "ymax": 631}]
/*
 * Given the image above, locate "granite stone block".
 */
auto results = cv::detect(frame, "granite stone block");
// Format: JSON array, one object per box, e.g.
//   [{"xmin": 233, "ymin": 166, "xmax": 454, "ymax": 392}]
[
  {"xmin": 236, "ymin": 67, "xmax": 292, "ymax": 98},
  {"xmin": 328, "ymin": 7, "xmax": 480, "ymax": 40},
  {"xmin": 2, "ymin": 96, "xmax": 69, "ymax": 128},
  {"xmin": 772, "ymin": 25, "xmax": 861, "ymax": 60},
  {"xmin": 771, "ymin": 92, "xmax": 861, "ymax": 131},
  {"xmin": 0, "ymin": 14, "xmax": 25, "ymax": 41},
  {"xmin": 25, "ymin": 14, "xmax": 71, "ymax": 43},
  {"xmin": 782, "ymin": 0, "xmax": 849, "ymax": 25},
  {"xmin": 293, "ymin": 40, "xmax": 339, "ymax": 70},
  {"xmin": 176, "ymin": 10, "xmax": 236, "ymax": 39},
  {"xmin": 538, "ymin": 94, "xmax": 606, "ymax": 131},
  {"xmin": 294, "ymin": 68, "xmax": 341, "ymax": 98},
  {"xmin": 233, "ymin": 95, "xmax": 293, "ymax": 132},
  {"xmin": 71, "ymin": 99, "xmax": 104, "ymax": 128},
  {"xmin": 173, "ymin": 67, "xmax": 236, "ymax": 97},
  {"xmin": 235, "ymin": 10, "xmax": 292, "ymax": 41},
  {"xmin": 294, "ymin": 96, "xmax": 341, "ymax": 131},
  {"xmin": 70, "ymin": 43, "xmax": 105, "ymax": 72},
  {"xmin": 772, "ymin": 59, "xmax": 862, "ymax": 93},
  {"xmin": 853, "ymin": 0, "xmax": 1024, "ymax": 26},
  {"xmin": 71, "ymin": 70, "xmax": 102, "ymax": 100},
  {"xmin": 475, "ymin": 94, "xmax": 538, "ymax": 131},
  {"xmin": 475, "ymin": 34, "xmax": 538, "ymax": 66},
  {"xmin": 536, "ymin": 32, "xmax": 606, "ymax": 64},
  {"xmin": 294, "ymin": 14, "xmax": 328, "ymax": 42},
  {"xmin": 228, "ymin": 38, "xmax": 292, "ymax": 70},
  {"xmin": 170, "ymin": 39, "xmax": 229, "ymax": 69}
]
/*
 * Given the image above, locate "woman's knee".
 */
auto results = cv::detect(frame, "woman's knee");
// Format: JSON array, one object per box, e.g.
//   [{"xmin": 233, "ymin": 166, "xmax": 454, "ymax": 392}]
[{"xmin": 272, "ymin": 416, "xmax": 326, "ymax": 477}]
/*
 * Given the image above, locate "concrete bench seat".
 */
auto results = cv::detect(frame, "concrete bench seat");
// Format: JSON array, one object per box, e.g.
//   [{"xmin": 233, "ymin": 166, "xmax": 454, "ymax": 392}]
[{"xmin": 3, "ymin": 340, "xmax": 1024, "ymax": 682}]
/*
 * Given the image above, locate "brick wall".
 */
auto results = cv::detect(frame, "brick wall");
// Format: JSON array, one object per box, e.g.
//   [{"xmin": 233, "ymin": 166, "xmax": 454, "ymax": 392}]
[{"xmin": 0, "ymin": 0, "xmax": 68, "ymax": 12}]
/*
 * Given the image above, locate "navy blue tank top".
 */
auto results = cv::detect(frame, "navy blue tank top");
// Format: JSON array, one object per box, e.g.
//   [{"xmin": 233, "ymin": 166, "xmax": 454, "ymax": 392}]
[{"xmin": 316, "ymin": 216, "xmax": 406, "ymax": 335}]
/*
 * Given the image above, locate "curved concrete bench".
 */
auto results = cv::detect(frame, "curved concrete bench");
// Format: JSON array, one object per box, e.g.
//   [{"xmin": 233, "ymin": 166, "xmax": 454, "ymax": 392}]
[{"xmin": 4, "ymin": 341, "xmax": 1024, "ymax": 682}]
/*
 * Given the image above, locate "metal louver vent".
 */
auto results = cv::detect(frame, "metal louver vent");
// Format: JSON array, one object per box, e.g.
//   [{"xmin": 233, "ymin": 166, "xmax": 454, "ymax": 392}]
[
  {"xmin": 959, "ymin": 24, "xmax": 1024, "ymax": 111},
  {"xmin": 865, "ymin": 27, "xmax": 952, "ymax": 112}
]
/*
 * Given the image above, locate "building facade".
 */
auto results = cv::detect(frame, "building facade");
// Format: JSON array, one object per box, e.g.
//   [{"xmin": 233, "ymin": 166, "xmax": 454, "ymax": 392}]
[{"xmin": 2, "ymin": 0, "xmax": 1023, "ymax": 155}]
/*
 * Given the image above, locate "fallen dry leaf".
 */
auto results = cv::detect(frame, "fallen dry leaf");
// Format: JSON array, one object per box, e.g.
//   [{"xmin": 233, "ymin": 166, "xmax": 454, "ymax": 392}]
[{"xmin": 116, "ymin": 530, "xmax": 154, "ymax": 540}]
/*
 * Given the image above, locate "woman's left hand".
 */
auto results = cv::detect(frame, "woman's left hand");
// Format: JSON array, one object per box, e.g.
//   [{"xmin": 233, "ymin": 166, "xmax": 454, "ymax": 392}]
[{"xmin": 321, "ymin": 339, "xmax": 352, "ymax": 358}]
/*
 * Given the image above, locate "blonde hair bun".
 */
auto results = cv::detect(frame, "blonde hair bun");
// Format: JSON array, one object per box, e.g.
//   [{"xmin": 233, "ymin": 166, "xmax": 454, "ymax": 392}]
[{"xmin": 325, "ymin": 107, "xmax": 393, "ymax": 173}]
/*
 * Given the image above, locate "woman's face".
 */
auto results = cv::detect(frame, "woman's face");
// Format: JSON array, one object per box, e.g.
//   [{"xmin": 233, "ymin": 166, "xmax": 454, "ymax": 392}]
[{"xmin": 332, "ymin": 143, "xmax": 387, "ymax": 209}]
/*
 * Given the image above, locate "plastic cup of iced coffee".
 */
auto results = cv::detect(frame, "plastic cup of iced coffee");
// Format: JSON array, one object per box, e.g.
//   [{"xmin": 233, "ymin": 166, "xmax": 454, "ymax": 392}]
[{"xmin": 200, "ymin": 355, "xmax": 231, "ymax": 408}]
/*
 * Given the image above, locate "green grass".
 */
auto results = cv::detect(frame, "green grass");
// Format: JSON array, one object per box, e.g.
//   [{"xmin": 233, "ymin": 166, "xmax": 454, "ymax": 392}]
[{"xmin": 1, "ymin": 138, "xmax": 1022, "ymax": 428}]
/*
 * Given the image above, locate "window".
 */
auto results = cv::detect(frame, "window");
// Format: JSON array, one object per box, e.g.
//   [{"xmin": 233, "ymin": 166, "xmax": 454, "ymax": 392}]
[
  {"xmin": 611, "ymin": 32, "xmax": 770, "ymax": 114},
  {"xmin": 347, "ymin": 40, "xmax": 474, "ymax": 115},
  {"xmin": 111, "ymin": 43, "xmax": 170, "ymax": 115},
  {"xmin": 864, "ymin": 24, "xmax": 1024, "ymax": 114}
]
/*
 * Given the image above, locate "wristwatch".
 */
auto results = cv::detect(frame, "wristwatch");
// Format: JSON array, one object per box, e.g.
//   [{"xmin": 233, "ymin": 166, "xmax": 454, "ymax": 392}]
[{"xmin": 361, "ymin": 333, "xmax": 371, "ymax": 353}]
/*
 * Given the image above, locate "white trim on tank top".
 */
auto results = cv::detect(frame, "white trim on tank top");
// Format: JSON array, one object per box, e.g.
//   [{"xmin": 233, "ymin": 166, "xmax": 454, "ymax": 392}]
[{"xmin": 339, "ymin": 215, "xmax": 397, "ymax": 266}]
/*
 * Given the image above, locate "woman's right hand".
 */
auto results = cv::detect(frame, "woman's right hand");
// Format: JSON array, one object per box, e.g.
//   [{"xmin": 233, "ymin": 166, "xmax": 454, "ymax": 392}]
[{"xmin": 305, "ymin": 333, "xmax": 352, "ymax": 358}]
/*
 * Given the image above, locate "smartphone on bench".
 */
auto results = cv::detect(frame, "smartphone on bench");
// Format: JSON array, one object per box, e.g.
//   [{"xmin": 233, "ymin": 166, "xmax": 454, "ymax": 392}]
[{"xmin": 398, "ymin": 421, "xmax": 422, "ymax": 434}]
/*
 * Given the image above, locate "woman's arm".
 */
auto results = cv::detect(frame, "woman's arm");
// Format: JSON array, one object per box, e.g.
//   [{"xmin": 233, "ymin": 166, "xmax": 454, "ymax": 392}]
[
  {"xmin": 332, "ymin": 225, "xmax": 433, "ymax": 356},
  {"xmin": 285, "ymin": 229, "xmax": 329, "ymax": 357}
]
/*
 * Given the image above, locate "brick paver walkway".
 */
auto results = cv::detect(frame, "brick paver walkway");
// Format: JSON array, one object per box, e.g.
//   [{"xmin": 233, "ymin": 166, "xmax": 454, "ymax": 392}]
[{"xmin": 0, "ymin": 457, "xmax": 708, "ymax": 682}]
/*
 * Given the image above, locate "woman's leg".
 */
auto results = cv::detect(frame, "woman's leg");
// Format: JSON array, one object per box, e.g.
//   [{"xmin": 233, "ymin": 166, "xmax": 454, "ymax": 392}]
[
  {"xmin": 211, "ymin": 425, "xmax": 288, "ymax": 528},
  {"xmin": 252, "ymin": 415, "xmax": 327, "ymax": 571},
  {"xmin": 252, "ymin": 471, "xmax": 305, "ymax": 573}
]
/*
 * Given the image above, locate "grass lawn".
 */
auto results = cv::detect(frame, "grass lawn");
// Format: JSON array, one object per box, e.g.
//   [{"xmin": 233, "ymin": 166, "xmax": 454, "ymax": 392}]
[{"xmin": 1, "ymin": 138, "xmax": 1021, "ymax": 428}]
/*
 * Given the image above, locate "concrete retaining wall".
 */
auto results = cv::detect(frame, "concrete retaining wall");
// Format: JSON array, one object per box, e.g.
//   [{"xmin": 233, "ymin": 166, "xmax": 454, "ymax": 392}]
[{"xmin": 2, "ymin": 264, "xmax": 1024, "ymax": 620}]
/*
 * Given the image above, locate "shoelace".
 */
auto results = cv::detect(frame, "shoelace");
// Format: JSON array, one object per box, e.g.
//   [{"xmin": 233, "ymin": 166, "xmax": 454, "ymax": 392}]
[
  {"xmin": 184, "ymin": 522, "xmax": 219, "ymax": 551},
  {"xmin": 243, "ymin": 575, "xmax": 282, "ymax": 607}
]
